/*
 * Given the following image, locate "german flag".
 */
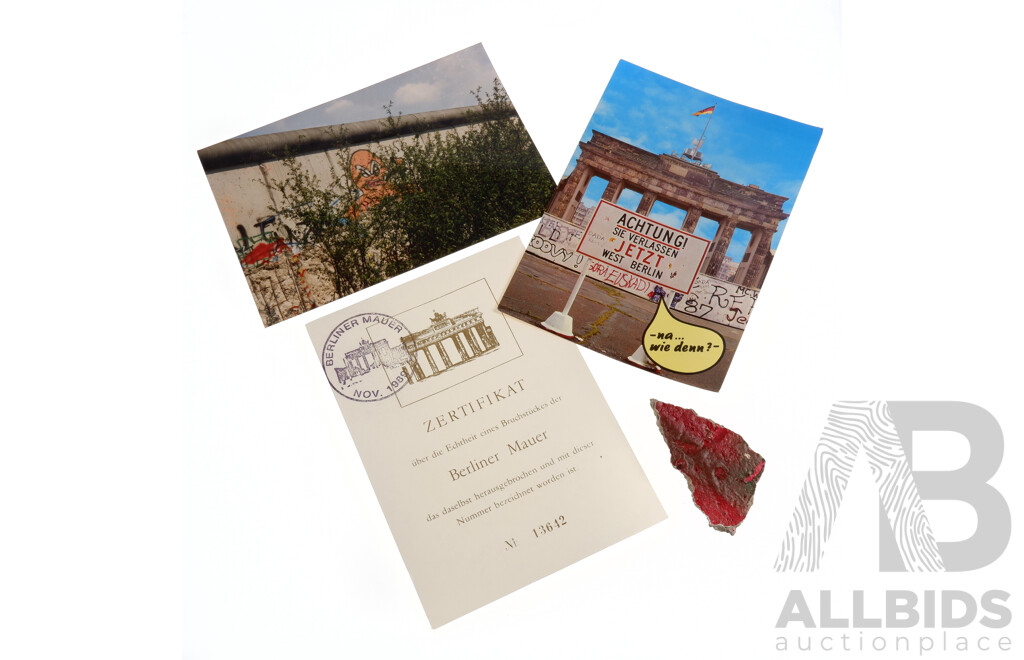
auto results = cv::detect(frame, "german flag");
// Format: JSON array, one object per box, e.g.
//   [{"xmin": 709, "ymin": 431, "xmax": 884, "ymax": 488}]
[{"xmin": 692, "ymin": 105, "xmax": 715, "ymax": 116}]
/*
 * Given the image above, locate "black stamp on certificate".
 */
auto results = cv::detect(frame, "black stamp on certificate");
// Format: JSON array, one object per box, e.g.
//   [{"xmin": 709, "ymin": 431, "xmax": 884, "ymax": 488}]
[{"xmin": 321, "ymin": 312, "xmax": 410, "ymax": 402}]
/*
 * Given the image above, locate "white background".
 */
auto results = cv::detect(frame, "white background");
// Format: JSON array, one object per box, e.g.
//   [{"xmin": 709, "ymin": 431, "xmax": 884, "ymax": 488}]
[{"xmin": 2, "ymin": 1, "xmax": 1021, "ymax": 658}]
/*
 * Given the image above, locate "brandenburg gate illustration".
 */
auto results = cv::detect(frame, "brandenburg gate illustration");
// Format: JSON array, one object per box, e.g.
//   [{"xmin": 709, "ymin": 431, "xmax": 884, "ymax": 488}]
[
  {"xmin": 400, "ymin": 309, "xmax": 498, "ymax": 383},
  {"xmin": 331, "ymin": 309, "xmax": 498, "ymax": 389},
  {"xmin": 548, "ymin": 131, "xmax": 789, "ymax": 288}
]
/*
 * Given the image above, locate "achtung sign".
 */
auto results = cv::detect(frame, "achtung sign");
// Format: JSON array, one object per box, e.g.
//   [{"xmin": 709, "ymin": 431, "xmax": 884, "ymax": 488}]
[{"xmin": 577, "ymin": 201, "xmax": 711, "ymax": 295}]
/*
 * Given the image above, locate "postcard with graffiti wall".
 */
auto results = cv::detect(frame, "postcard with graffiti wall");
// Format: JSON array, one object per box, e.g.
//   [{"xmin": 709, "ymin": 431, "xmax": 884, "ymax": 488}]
[
  {"xmin": 498, "ymin": 60, "xmax": 822, "ymax": 392},
  {"xmin": 198, "ymin": 43, "xmax": 554, "ymax": 327}
]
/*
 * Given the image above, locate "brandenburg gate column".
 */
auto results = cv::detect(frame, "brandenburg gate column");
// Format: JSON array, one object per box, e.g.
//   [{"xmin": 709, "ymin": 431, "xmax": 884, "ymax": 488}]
[
  {"xmin": 636, "ymin": 192, "xmax": 657, "ymax": 216},
  {"xmin": 601, "ymin": 178, "xmax": 625, "ymax": 203},
  {"xmin": 741, "ymin": 227, "xmax": 776, "ymax": 288},
  {"xmin": 703, "ymin": 218, "xmax": 736, "ymax": 276},
  {"xmin": 682, "ymin": 206, "xmax": 703, "ymax": 233},
  {"xmin": 463, "ymin": 330, "xmax": 481, "ymax": 356},
  {"xmin": 435, "ymin": 342, "xmax": 453, "ymax": 369},
  {"xmin": 407, "ymin": 348, "xmax": 426, "ymax": 381},
  {"xmin": 734, "ymin": 226, "xmax": 764, "ymax": 284},
  {"xmin": 475, "ymin": 324, "xmax": 495, "ymax": 350},
  {"xmin": 549, "ymin": 164, "xmax": 593, "ymax": 221},
  {"xmin": 452, "ymin": 334, "xmax": 469, "ymax": 360},
  {"xmin": 422, "ymin": 347, "xmax": 439, "ymax": 376}
]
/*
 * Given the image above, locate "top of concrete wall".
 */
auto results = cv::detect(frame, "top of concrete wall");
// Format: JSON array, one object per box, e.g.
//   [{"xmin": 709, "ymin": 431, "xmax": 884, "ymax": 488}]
[{"xmin": 199, "ymin": 105, "xmax": 509, "ymax": 173}]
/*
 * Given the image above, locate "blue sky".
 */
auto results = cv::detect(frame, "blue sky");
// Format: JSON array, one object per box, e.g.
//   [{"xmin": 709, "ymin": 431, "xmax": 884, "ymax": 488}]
[
  {"xmin": 575, "ymin": 60, "xmax": 822, "ymax": 262},
  {"xmin": 236, "ymin": 44, "xmax": 501, "ymax": 138}
]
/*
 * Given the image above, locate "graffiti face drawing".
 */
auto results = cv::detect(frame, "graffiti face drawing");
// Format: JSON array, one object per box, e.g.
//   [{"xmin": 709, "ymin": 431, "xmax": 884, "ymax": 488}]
[{"xmin": 349, "ymin": 149, "xmax": 393, "ymax": 215}]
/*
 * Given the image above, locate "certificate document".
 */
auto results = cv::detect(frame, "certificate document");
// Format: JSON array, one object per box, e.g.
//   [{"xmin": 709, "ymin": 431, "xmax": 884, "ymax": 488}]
[{"xmin": 306, "ymin": 238, "xmax": 665, "ymax": 627}]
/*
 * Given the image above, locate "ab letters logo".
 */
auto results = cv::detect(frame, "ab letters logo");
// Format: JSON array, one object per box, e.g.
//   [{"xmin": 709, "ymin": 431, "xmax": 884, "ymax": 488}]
[{"xmin": 775, "ymin": 401, "xmax": 1010, "ymax": 572}]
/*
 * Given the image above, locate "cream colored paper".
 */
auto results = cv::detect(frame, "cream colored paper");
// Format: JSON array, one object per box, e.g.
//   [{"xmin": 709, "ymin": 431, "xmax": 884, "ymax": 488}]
[{"xmin": 306, "ymin": 239, "xmax": 665, "ymax": 627}]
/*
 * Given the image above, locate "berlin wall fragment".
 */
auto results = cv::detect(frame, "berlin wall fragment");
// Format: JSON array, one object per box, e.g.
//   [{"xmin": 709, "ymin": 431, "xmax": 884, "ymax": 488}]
[{"xmin": 651, "ymin": 400, "xmax": 765, "ymax": 534}]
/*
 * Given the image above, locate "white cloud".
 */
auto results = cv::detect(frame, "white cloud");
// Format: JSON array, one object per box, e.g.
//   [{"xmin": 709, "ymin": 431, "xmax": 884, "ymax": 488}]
[
  {"xmin": 322, "ymin": 98, "xmax": 354, "ymax": 114},
  {"xmin": 393, "ymin": 81, "xmax": 443, "ymax": 105}
]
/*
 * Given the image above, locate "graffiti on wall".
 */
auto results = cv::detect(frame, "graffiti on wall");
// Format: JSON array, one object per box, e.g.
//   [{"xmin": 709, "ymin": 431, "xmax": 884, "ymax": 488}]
[
  {"xmin": 231, "ymin": 147, "xmax": 399, "ymax": 324},
  {"xmin": 682, "ymin": 275, "xmax": 757, "ymax": 327},
  {"xmin": 529, "ymin": 214, "xmax": 586, "ymax": 269},
  {"xmin": 526, "ymin": 215, "xmax": 756, "ymax": 329},
  {"xmin": 348, "ymin": 149, "xmax": 397, "ymax": 218},
  {"xmin": 587, "ymin": 261, "xmax": 653, "ymax": 295},
  {"xmin": 236, "ymin": 148, "xmax": 394, "ymax": 251}
]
